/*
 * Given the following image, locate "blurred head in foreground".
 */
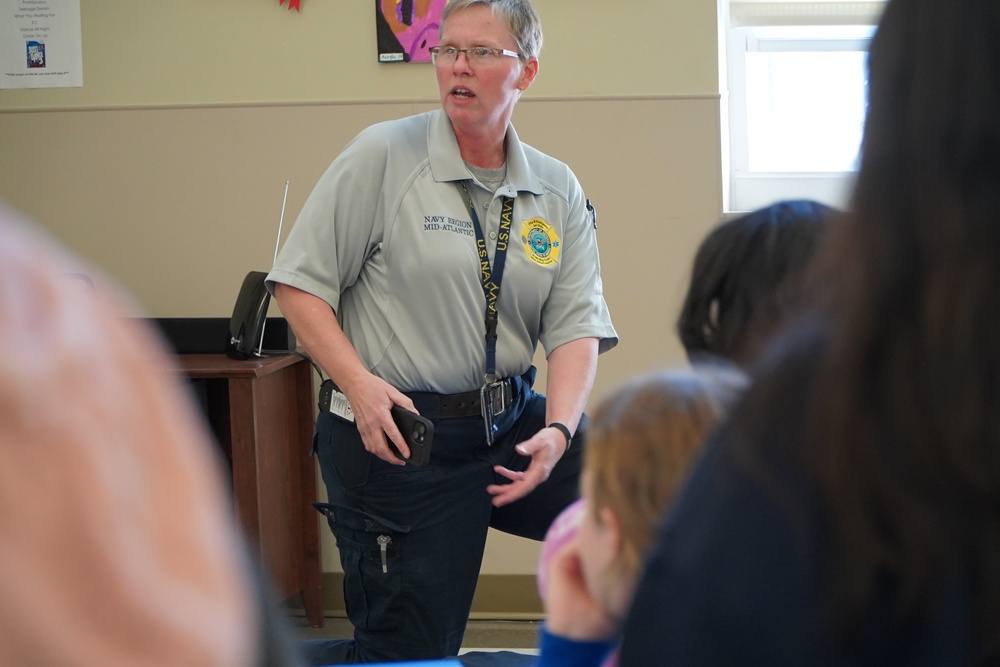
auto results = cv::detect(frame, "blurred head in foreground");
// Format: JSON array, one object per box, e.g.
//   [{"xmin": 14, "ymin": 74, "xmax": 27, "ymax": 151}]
[{"xmin": 0, "ymin": 203, "xmax": 257, "ymax": 667}]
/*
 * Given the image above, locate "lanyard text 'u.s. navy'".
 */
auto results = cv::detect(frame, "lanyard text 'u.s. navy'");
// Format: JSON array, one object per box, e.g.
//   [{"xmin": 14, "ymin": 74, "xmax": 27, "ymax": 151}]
[{"xmin": 459, "ymin": 181, "xmax": 514, "ymax": 443}]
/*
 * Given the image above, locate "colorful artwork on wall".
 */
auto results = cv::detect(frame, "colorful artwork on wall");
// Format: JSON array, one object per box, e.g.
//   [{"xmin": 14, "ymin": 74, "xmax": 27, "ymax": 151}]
[{"xmin": 376, "ymin": 0, "xmax": 447, "ymax": 63}]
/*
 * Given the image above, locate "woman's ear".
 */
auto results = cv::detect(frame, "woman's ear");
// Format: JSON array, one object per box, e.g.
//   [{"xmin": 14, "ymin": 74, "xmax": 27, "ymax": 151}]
[{"xmin": 518, "ymin": 57, "xmax": 539, "ymax": 91}]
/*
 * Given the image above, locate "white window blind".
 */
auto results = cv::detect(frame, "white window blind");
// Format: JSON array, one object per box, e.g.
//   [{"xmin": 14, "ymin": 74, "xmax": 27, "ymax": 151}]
[{"xmin": 729, "ymin": 1, "xmax": 886, "ymax": 28}]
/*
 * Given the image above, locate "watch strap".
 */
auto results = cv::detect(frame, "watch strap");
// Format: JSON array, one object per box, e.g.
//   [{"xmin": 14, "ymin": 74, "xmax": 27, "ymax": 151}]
[{"xmin": 547, "ymin": 422, "xmax": 573, "ymax": 451}]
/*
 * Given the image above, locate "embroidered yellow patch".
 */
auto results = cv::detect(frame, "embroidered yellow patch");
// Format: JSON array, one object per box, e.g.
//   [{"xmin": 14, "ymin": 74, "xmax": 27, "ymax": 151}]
[{"xmin": 521, "ymin": 218, "xmax": 561, "ymax": 267}]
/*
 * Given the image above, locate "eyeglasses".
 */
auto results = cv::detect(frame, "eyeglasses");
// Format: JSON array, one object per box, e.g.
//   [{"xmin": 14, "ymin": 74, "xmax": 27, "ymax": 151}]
[{"xmin": 429, "ymin": 46, "xmax": 521, "ymax": 67}]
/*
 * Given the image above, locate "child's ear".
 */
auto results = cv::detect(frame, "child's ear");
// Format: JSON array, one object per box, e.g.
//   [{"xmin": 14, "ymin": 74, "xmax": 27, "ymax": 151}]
[{"xmin": 598, "ymin": 506, "xmax": 624, "ymax": 556}]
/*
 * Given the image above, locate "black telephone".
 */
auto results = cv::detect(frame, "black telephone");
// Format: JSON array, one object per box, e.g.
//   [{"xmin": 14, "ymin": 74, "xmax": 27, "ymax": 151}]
[
  {"xmin": 225, "ymin": 270, "xmax": 271, "ymax": 360},
  {"xmin": 226, "ymin": 182, "xmax": 293, "ymax": 360}
]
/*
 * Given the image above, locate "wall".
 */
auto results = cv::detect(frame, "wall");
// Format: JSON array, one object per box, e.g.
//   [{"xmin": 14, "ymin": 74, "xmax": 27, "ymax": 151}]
[
  {"xmin": 0, "ymin": 0, "xmax": 722, "ymax": 605},
  {"xmin": 0, "ymin": 1, "xmax": 716, "ymax": 108}
]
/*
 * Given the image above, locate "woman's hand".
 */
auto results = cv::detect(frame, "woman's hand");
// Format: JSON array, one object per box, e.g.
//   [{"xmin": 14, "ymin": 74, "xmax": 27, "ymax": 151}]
[
  {"xmin": 342, "ymin": 371, "xmax": 417, "ymax": 465},
  {"xmin": 489, "ymin": 336, "xmax": 598, "ymax": 506},
  {"xmin": 488, "ymin": 425, "xmax": 567, "ymax": 507},
  {"xmin": 272, "ymin": 284, "xmax": 419, "ymax": 465}
]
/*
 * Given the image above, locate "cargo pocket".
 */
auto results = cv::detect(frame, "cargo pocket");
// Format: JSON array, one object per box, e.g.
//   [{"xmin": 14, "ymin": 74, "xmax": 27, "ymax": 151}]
[
  {"xmin": 313, "ymin": 411, "xmax": 371, "ymax": 489},
  {"xmin": 313, "ymin": 502, "xmax": 412, "ymax": 634}
]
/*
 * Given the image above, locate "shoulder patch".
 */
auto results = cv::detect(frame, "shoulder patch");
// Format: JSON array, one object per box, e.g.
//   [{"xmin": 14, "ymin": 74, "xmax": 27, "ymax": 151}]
[{"xmin": 521, "ymin": 218, "xmax": 561, "ymax": 267}]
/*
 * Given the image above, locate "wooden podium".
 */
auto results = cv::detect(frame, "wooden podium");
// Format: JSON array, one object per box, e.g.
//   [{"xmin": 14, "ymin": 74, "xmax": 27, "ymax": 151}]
[{"xmin": 173, "ymin": 353, "xmax": 324, "ymax": 628}]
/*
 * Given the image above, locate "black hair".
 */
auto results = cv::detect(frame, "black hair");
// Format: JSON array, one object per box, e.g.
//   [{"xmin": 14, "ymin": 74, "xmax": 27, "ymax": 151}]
[{"xmin": 677, "ymin": 199, "xmax": 835, "ymax": 366}]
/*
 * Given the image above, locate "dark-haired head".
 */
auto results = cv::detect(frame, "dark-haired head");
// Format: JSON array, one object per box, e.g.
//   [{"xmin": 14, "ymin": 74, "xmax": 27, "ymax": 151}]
[{"xmin": 677, "ymin": 199, "xmax": 835, "ymax": 366}]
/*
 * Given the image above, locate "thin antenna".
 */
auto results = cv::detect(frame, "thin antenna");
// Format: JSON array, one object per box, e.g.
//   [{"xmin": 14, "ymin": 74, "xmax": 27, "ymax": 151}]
[
  {"xmin": 256, "ymin": 180, "xmax": 290, "ymax": 356},
  {"xmin": 273, "ymin": 180, "xmax": 290, "ymax": 265}
]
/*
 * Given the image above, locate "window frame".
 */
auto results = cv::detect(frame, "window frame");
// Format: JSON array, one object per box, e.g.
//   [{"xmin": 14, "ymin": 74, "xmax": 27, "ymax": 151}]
[{"xmin": 722, "ymin": 2, "xmax": 882, "ymax": 212}]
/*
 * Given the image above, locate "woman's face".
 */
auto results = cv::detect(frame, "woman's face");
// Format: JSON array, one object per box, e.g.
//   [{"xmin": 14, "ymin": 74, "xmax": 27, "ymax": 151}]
[{"xmin": 435, "ymin": 5, "xmax": 537, "ymax": 138}]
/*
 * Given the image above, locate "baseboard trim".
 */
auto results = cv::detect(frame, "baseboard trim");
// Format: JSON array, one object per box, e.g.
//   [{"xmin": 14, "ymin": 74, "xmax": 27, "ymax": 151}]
[
  {"xmin": 470, "ymin": 574, "xmax": 544, "ymax": 618},
  {"xmin": 290, "ymin": 573, "xmax": 543, "ymax": 620}
]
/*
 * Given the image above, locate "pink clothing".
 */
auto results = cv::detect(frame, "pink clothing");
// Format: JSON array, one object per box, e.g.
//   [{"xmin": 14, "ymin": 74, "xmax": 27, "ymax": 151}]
[{"xmin": 0, "ymin": 207, "xmax": 256, "ymax": 667}]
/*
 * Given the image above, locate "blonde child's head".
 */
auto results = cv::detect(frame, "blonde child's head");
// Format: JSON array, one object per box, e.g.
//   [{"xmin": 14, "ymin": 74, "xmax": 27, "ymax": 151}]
[{"xmin": 577, "ymin": 365, "xmax": 747, "ymax": 619}]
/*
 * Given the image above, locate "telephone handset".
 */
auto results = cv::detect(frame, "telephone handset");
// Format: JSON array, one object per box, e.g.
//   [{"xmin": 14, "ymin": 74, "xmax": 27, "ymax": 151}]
[{"xmin": 225, "ymin": 271, "xmax": 270, "ymax": 360}]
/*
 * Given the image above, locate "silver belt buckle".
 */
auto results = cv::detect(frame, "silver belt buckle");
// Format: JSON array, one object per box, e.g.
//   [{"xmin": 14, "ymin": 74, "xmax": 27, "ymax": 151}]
[{"xmin": 480, "ymin": 376, "xmax": 511, "ymax": 445}]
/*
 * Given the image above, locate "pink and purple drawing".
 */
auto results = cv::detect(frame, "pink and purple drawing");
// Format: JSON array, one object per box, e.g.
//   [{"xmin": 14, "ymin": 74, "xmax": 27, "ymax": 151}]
[{"xmin": 376, "ymin": 0, "xmax": 448, "ymax": 63}]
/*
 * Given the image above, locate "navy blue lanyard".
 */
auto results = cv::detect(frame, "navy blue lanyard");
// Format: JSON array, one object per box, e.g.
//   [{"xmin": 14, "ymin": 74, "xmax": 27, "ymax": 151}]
[{"xmin": 460, "ymin": 182, "xmax": 514, "ymax": 382}]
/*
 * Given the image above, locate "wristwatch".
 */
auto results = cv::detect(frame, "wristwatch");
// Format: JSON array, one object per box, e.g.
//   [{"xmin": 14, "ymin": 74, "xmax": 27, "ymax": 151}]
[{"xmin": 547, "ymin": 422, "xmax": 573, "ymax": 451}]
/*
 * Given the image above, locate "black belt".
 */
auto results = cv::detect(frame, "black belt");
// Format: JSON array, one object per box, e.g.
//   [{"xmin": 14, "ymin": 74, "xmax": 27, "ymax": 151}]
[{"xmin": 406, "ymin": 377, "xmax": 515, "ymax": 420}]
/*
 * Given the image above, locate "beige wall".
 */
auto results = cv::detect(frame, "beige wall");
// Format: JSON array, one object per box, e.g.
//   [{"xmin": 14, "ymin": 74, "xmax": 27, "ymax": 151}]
[
  {"xmin": 0, "ymin": 0, "xmax": 717, "ymax": 109},
  {"xmin": 0, "ymin": 0, "xmax": 723, "ymax": 579}
]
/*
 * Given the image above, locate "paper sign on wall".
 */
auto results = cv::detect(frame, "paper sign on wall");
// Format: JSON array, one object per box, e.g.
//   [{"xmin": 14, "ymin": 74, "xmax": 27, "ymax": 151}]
[{"xmin": 1, "ymin": 0, "xmax": 82, "ymax": 89}]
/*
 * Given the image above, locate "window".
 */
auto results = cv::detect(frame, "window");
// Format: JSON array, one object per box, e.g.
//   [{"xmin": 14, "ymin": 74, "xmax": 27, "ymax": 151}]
[{"xmin": 723, "ymin": 1, "xmax": 884, "ymax": 212}]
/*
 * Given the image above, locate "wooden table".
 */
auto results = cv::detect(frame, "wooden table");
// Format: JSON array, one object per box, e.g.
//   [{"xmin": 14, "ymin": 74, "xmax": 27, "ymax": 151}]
[{"xmin": 173, "ymin": 353, "xmax": 324, "ymax": 627}]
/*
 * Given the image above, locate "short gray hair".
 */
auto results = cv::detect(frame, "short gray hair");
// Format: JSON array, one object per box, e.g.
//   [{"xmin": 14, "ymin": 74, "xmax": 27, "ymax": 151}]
[{"xmin": 440, "ymin": 0, "xmax": 543, "ymax": 60}]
